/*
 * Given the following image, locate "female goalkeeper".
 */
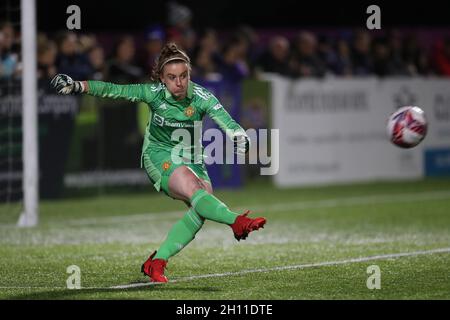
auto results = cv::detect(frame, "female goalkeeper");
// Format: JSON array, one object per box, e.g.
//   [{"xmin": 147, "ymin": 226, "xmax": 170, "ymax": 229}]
[{"xmin": 51, "ymin": 43, "xmax": 266, "ymax": 283}]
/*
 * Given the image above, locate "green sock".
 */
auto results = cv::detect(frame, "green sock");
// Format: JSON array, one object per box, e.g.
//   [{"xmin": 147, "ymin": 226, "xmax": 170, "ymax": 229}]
[
  {"xmin": 190, "ymin": 189, "xmax": 238, "ymax": 225},
  {"xmin": 154, "ymin": 208, "xmax": 204, "ymax": 261}
]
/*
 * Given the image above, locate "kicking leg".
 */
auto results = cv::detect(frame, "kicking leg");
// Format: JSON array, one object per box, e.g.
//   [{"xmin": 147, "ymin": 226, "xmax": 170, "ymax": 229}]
[
  {"xmin": 168, "ymin": 165, "xmax": 266, "ymax": 240},
  {"xmin": 168, "ymin": 166, "xmax": 238, "ymax": 224}
]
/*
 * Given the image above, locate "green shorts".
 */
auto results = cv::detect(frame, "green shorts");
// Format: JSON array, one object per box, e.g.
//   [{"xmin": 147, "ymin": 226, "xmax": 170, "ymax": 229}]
[{"xmin": 141, "ymin": 147, "xmax": 211, "ymax": 198}]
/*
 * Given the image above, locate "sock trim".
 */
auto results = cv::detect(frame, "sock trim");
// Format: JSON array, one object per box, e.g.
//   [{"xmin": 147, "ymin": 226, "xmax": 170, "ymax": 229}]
[
  {"xmin": 188, "ymin": 209, "xmax": 203, "ymax": 227},
  {"xmin": 187, "ymin": 209, "xmax": 202, "ymax": 228},
  {"xmin": 190, "ymin": 189, "xmax": 209, "ymax": 208}
]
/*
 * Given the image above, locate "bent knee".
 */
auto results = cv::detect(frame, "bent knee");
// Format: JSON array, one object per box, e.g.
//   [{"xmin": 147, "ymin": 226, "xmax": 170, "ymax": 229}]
[
  {"xmin": 187, "ymin": 178, "xmax": 207, "ymax": 198},
  {"xmin": 200, "ymin": 180, "xmax": 213, "ymax": 194},
  {"xmin": 168, "ymin": 166, "xmax": 211, "ymax": 201}
]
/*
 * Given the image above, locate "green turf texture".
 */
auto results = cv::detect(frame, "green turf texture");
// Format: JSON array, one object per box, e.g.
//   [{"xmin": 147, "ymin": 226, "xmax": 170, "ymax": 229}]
[{"xmin": 0, "ymin": 178, "xmax": 449, "ymax": 299}]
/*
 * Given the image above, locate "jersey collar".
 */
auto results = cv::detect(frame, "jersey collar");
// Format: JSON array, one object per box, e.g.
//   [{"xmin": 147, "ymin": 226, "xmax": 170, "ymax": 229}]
[{"xmin": 164, "ymin": 81, "xmax": 194, "ymax": 102}]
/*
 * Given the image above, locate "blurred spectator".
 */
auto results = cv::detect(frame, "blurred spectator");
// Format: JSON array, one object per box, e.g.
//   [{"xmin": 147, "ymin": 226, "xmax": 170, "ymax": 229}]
[
  {"xmin": 256, "ymin": 35, "xmax": 291, "ymax": 76},
  {"xmin": 432, "ymin": 36, "xmax": 450, "ymax": 76},
  {"xmin": 216, "ymin": 35, "xmax": 250, "ymax": 82},
  {"xmin": 403, "ymin": 34, "xmax": 430, "ymax": 76},
  {"xmin": 350, "ymin": 30, "xmax": 373, "ymax": 75},
  {"xmin": 139, "ymin": 25, "xmax": 165, "ymax": 75},
  {"xmin": 87, "ymin": 45, "xmax": 106, "ymax": 81},
  {"xmin": 106, "ymin": 36, "xmax": 143, "ymax": 83},
  {"xmin": 332, "ymin": 39, "xmax": 353, "ymax": 76},
  {"xmin": 192, "ymin": 28, "xmax": 221, "ymax": 80},
  {"xmin": 0, "ymin": 21, "xmax": 20, "ymax": 80},
  {"xmin": 179, "ymin": 28, "xmax": 197, "ymax": 57},
  {"xmin": 55, "ymin": 31, "xmax": 93, "ymax": 80},
  {"xmin": 372, "ymin": 37, "xmax": 396, "ymax": 77},
  {"xmin": 37, "ymin": 36, "xmax": 57, "ymax": 81},
  {"xmin": 78, "ymin": 34, "xmax": 98, "ymax": 53},
  {"xmin": 166, "ymin": 1, "xmax": 196, "ymax": 55},
  {"xmin": 236, "ymin": 25, "xmax": 261, "ymax": 73},
  {"xmin": 317, "ymin": 35, "xmax": 338, "ymax": 75},
  {"xmin": 167, "ymin": 1, "xmax": 192, "ymax": 31},
  {"xmin": 289, "ymin": 31, "xmax": 326, "ymax": 78},
  {"xmin": 101, "ymin": 36, "xmax": 143, "ymax": 169},
  {"xmin": 19, "ymin": 25, "xmax": 450, "ymax": 83},
  {"xmin": 0, "ymin": 21, "xmax": 19, "ymax": 53},
  {"xmin": 386, "ymin": 30, "xmax": 409, "ymax": 75}
]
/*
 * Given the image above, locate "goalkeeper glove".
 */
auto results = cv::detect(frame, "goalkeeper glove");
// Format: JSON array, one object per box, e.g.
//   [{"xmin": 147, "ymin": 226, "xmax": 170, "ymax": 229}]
[
  {"xmin": 50, "ymin": 74, "xmax": 85, "ymax": 94},
  {"xmin": 233, "ymin": 132, "xmax": 250, "ymax": 155}
]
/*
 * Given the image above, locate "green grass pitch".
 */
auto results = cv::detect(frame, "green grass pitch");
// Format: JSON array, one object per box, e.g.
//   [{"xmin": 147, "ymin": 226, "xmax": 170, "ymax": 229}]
[{"xmin": 0, "ymin": 178, "xmax": 449, "ymax": 300}]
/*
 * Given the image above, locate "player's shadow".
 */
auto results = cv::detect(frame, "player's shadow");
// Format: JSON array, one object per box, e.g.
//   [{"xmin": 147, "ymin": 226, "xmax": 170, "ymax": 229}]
[{"xmin": 7, "ymin": 282, "xmax": 222, "ymax": 300}]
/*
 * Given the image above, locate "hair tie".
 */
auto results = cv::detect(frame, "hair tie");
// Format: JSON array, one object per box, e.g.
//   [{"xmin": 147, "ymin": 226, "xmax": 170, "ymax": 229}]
[{"xmin": 159, "ymin": 56, "xmax": 188, "ymax": 71}]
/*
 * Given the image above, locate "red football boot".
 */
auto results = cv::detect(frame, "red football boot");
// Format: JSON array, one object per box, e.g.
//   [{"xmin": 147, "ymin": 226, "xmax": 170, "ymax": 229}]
[
  {"xmin": 230, "ymin": 210, "xmax": 267, "ymax": 241},
  {"xmin": 141, "ymin": 251, "xmax": 168, "ymax": 283}
]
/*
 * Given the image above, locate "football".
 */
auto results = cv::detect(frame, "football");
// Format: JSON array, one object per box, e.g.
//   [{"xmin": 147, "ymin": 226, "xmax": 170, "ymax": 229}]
[{"xmin": 387, "ymin": 106, "xmax": 428, "ymax": 148}]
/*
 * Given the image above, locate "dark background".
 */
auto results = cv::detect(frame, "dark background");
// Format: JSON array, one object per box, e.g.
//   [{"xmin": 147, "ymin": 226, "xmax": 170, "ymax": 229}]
[
  {"xmin": 36, "ymin": 0, "xmax": 450, "ymax": 32},
  {"xmin": 0, "ymin": 0, "xmax": 444, "ymax": 199}
]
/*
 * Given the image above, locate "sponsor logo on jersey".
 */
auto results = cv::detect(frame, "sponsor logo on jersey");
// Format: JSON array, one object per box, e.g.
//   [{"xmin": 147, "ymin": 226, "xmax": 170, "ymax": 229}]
[
  {"xmin": 213, "ymin": 103, "xmax": 223, "ymax": 111},
  {"xmin": 184, "ymin": 106, "xmax": 195, "ymax": 117},
  {"xmin": 153, "ymin": 114, "xmax": 165, "ymax": 126},
  {"xmin": 165, "ymin": 121, "xmax": 194, "ymax": 128},
  {"xmin": 153, "ymin": 113, "xmax": 195, "ymax": 128}
]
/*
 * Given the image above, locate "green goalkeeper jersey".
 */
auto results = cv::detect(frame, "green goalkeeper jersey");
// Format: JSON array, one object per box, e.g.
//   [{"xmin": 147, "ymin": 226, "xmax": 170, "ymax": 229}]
[{"xmin": 86, "ymin": 80, "xmax": 246, "ymax": 163}]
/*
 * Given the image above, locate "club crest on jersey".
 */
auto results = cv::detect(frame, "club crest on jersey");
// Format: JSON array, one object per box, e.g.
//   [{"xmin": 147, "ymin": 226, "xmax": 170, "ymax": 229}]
[
  {"xmin": 162, "ymin": 161, "xmax": 171, "ymax": 171},
  {"xmin": 184, "ymin": 106, "xmax": 195, "ymax": 117}
]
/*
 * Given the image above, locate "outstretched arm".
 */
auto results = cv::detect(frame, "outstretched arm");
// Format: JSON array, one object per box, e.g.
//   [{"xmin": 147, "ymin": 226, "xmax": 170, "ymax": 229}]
[
  {"xmin": 205, "ymin": 96, "xmax": 250, "ymax": 155},
  {"xmin": 51, "ymin": 74, "xmax": 152, "ymax": 103}
]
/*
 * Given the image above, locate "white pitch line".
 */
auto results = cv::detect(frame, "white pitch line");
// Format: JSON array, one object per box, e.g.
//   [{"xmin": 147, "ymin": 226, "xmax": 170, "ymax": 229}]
[
  {"xmin": 61, "ymin": 210, "xmax": 184, "ymax": 226},
  {"xmin": 0, "ymin": 286, "xmax": 67, "ymax": 289},
  {"xmin": 109, "ymin": 247, "xmax": 450, "ymax": 289},
  {"xmin": 2, "ymin": 189, "xmax": 449, "ymax": 228},
  {"xmin": 250, "ymin": 190, "xmax": 450, "ymax": 213},
  {"xmin": 1, "ymin": 247, "xmax": 449, "ymax": 290},
  {"xmin": 43, "ymin": 189, "xmax": 450, "ymax": 227}
]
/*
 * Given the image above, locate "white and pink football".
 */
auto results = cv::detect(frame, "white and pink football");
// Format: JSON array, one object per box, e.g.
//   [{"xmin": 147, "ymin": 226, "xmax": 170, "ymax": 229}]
[{"xmin": 387, "ymin": 106, "xmax": 427, "ymax": 148}]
